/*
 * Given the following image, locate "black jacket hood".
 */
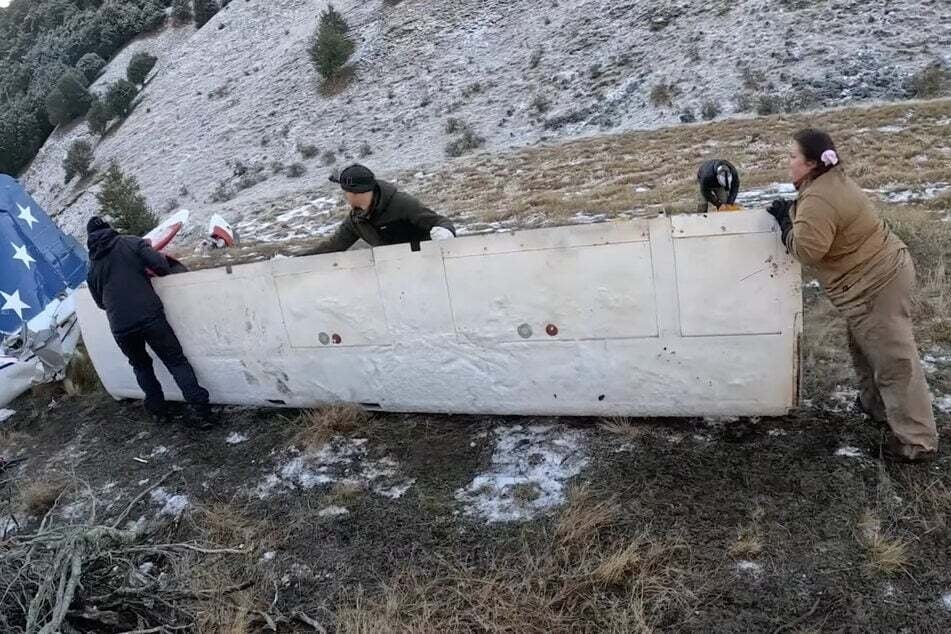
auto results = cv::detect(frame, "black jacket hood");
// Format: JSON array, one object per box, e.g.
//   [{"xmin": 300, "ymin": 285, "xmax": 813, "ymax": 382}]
[{"xmin": 87, "ymin": 228, "xmax": 121, "ymax": 261}]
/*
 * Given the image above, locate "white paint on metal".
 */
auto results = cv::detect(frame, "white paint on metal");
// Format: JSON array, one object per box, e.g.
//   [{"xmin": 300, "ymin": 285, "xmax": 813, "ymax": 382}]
[{"xmin": 75, "ymin": 213, "xmax": 802, "ymax": 417}]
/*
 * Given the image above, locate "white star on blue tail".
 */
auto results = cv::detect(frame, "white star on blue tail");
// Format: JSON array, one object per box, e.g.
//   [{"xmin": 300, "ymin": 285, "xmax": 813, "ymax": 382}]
[
  {"xmin": 16, "ymin": 203, "xmax": 38, "ymax": 229},
  {"xmin": 0, "ymin": 289, "xmax": 30, "ymax": 320},
  {"xmin": 11, "ymin": 243, "xmax": 36, "ymax": 270}
]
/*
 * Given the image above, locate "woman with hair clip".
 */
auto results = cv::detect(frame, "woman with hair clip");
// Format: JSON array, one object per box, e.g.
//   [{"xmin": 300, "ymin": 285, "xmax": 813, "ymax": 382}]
[{"xmin": 767, "ymin": 129, "xmax": 938, "ymax": 462}]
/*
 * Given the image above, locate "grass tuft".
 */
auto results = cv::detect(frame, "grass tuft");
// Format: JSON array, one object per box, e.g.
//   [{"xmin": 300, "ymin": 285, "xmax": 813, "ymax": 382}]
[{"xmin": 292, "ymin": 404, "xmax": 370, "ymax": 449}]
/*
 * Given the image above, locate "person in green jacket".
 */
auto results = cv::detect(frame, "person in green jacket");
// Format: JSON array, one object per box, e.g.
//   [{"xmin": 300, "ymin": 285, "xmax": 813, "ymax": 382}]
[{"xmin": 300, "ymin": 164, "xmax": 456, "ymax": 255}]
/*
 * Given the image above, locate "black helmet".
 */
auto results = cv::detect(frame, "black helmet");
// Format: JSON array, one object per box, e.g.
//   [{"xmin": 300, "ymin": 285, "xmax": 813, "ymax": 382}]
[{"xmin": 697, "ymin": 159, "xmax": 740, "ymax": 209}]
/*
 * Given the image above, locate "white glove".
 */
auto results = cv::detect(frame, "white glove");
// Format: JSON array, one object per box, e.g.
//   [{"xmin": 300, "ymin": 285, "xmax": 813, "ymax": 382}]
[{"xmin": 430, "ymin": 226, "xmax": 455, "ymax": 241}]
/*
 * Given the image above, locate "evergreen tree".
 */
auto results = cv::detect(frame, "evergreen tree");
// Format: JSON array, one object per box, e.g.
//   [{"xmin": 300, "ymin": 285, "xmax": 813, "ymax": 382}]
[
  {"xmin": 86, "ymin": 96, "xmax": 112, "ymax": 136},
  {"xmin": 63, "ymin": 139, "xmax": 95, "ymax": 183},
  {"xmin": 0, "ymin": 98, "xmax": 43, "ymax": 175},
  {"xmin": 45, "ymin": 69, "xmax": 93, "ymax": 126},
  {"xmin": 127, "ymin": 52, "xmax": 158, "ymax": 85},
  {"xmin": 193, "ymin": 0, "xmax": 219, "ymax": 29},
  {"xmin": 172, "ymin": 0, "xmax": 193, "ymax": 25},
  {"xmin": 309, "ymin": 4, "xmax": 354, "ymax": 81},
  {"xmin": 96, "ymin": 162, "xmax": 158, "ymax": 236},
  {"xmin": 105, "ymin": 79, "xmax": 138, "ymax": 117},
  {"xmin": 76, "ymin": 53, "xmax": 106, "ymax": 83}
]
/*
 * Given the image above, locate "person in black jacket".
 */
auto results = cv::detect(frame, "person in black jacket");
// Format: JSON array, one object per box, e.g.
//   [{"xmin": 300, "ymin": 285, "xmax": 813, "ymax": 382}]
[
  {"xmin": 300, "ymin": 164, "xmax": 456, "ymax": 255},
  {"xmin": 86, "ymin": 217, "xmax": 211, "ymax": 424}
]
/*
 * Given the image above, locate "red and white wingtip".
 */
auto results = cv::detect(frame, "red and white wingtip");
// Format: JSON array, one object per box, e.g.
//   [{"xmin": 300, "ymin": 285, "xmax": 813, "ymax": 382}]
[
  {"xmin": 208, "ymin": 213, "xmax": 237, "ymax": 248},
  {"xmin": 143, "ymin": 209, "xmax": 190, "ymax": 251}
]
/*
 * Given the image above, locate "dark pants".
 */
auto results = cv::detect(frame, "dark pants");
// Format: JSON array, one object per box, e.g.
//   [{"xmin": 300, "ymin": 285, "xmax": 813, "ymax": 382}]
[{"xmin": 114, "ymin": 314, "xmax": 209, "ymax": 415}]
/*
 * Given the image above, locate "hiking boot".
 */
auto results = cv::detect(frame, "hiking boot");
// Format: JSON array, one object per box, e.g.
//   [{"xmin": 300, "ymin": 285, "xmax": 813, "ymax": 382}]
[
  {"xmin": 148, "ymin": 404, "xmax": 174, "ymax": 425},
  {"xmin": 879, "ymin": 434, "xmax": 937, "ymax": 464},
  {"xmin": 186, "ymin": 403, "xmax": 218, "ymax": 430}
]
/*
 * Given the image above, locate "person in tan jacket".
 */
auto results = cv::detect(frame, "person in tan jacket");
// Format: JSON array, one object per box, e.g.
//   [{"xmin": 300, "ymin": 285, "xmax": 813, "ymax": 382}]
[{"xmin": 767, "ymin": 128, "xmax": 938, "ymax": 462}]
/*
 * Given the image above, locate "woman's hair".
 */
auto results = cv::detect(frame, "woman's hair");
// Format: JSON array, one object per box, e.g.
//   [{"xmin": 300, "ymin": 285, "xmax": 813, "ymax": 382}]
[{"xmin": 793, "ymin": 128, "xmax": 841, "ymax": 179}]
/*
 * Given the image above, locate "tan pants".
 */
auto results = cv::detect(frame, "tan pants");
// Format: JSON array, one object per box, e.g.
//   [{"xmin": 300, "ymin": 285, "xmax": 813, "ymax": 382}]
[{"xmin": 844, "ymin": 253, "xmax": 938, "ymax": 458}]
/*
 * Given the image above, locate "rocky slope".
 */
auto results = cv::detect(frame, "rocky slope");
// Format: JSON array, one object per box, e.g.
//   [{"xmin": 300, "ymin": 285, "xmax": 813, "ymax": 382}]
[{"xmin": 17, "ymin": 0, "xmax": 950, "ymax": 241}]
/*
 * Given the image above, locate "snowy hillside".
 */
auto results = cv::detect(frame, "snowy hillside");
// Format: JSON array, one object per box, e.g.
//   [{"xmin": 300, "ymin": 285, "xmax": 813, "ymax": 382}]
[{"xmin": 18, "ymin": 0, "xmax": 950, "ymax": 240}]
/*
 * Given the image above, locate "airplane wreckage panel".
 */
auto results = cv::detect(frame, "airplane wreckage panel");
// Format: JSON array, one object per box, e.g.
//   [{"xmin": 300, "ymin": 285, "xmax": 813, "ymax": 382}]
[{"xmin": 75, "ymin": 213, "xmax": 803, "ymax": 417}]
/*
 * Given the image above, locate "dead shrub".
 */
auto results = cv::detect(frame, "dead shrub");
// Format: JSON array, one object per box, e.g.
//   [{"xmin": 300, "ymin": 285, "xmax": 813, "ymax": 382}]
[
  {"xmin": 649, "ymin": 83, "xmax": 675, "ymax": 107},
  {"xmin": 292, "ymin": 404, "xmax": 370, "ymax": 449},
  {"xmin": 297, "ymin": 141, "xmax": 319, "ymax": 158},
  {"xmin": 19, "ymin": 479, "xmax": 67, "ymax": 516},
  {"xmin": 906, "ymin": 60, "xmax": 949, "ymax": 98},
  {"xmin": 63, "ymin": 345, "xmax": 100, "ymax": 395}
]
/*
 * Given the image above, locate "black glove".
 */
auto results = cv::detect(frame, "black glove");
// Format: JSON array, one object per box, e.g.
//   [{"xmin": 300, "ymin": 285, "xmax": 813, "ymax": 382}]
[{"xmin": 766, "ymin": 198, "xmax": 793, "ymax": 244}]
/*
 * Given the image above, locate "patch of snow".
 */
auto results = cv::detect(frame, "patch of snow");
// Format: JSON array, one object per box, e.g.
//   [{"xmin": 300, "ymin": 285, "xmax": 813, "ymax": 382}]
[
  {"xmin": 226, "ymin": 432, "xmax": 249, "ymax": 445},
  {"xmin": 137, "ymin": 478, "xmax": 150, "ymax": 486},
  {"xmin": 735, "ymin": 560, "xmax": 764, "ymax": 576},
  {"xmin": 376, "ymin": 479, "xmax": 416, "ymax": 500},
  {"xmin": 634, "ymin": 186, "xmax": 651, "ymax": 193},
  {"xmin": 804, "ymin": 279, "xmax": 821, "ymax": 289},
  {"xmin": 941, "ymin": 592, "xmax": 951, "ymax": 610},
  {"xmin": 60, "ymin": 500, "xmax": 87, "ymax": 520},
  {"xmin": 256, "ymin": 437, "xmax": 414, "ymax": 500},
  {"xmin": 261, "ymin": 551, "xmax": 276, "ymax": 562},
  {"xmin": 835, "ymin": 446, "xmax": 863, "ymax": 458},
  {"xmin": 149, "ymin": 488, "xmax": 189, "ymax": 518},
  {"xmin": 148, "ymin": 446, "xmax": 169, "ymax": 458},
  {"xmin": 874, "ymin": 182, "xmax": 951, "ymax": 204},
  {"xmin": 935, "ymin": 395, "xmax": 951, "ymax": 414},
  {"xmin": 882, "ymin": 582, "xmax": 896, "ymax": 597},
  {"xmin": 318, "ymin": 506, "xmax": 350, "ymax": 518},
  {"xmin": 921, "ymin": 351, "xmax": 951, "ymax": 374},
  {"xmin": 455, "ymin": 424, "xmax": 589, "ymax": 523},
  {"xmin": 0, "ymin": 409, "xmax": 15, "ymax": 423},
  {"xmin": 703, "ymin": 416, "xmax": 739, "ymax": 427},
  {"xmin": 692, "ymin": 434, "xmax": 713, "ymax": 443},
  {"xmin": 1, "ymin": 517, "xmax": 18, "ymax": 537},
  {"xmin": 767, "ymin": 429, "xmax": 788, "ymax": 437},
  {"xmin": 877, "ymin": 125, "xmax": 904, "ymax": 133},
  {"xmin": 735, "ymin": 183, "xmax": 797, "ymax": 208}
]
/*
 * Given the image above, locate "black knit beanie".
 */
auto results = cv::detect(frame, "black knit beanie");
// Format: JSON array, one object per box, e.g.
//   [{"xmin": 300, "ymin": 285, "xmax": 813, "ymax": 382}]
[
  {"xmin": 330, "ymin": 164, "xmax": 376, "ymax": 193},
  {"xmin": 87, "ymin": 216, "xmax": 110, "ymax": 234}
]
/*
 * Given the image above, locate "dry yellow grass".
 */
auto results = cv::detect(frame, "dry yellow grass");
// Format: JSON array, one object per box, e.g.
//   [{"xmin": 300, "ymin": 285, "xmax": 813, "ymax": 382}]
[
  {"xmin": 183, "ymin": 503, "xmax": 279, "ymax": 633},
  {"xmin": 324, "ymin": 480, "xmax": 367, "ymax": 505},
  {"xmin": 599, "ymin": 416, "xmax": 651, "ymax": 441},
  {"xmin": 335, "ymin": 494, "xmax": 697, "ymax": 633},
  {"xmin": 18, "ymin": 479, "xmax": 67, "ymax": 517},
  {"xmin": 856, "ymin": 511, "xmax": 910, "ymax": 576},
  {"xmin": 63, "ymin": 346, "xmax": 101, "ymax": 396},
  {"xmin": 730, "ymin": 507, "xmax": 765, "ymax": 558},
  {"xmin": 0, "ymin": 429, "xmax": 30, "ymax": 458},
  {"xmin": 292, "ymin": 403, "xmax": 370, "ymax": 449},
  {"xmin": 555, "ymin": 484, "xmax": 618, "ymax": 545}
]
